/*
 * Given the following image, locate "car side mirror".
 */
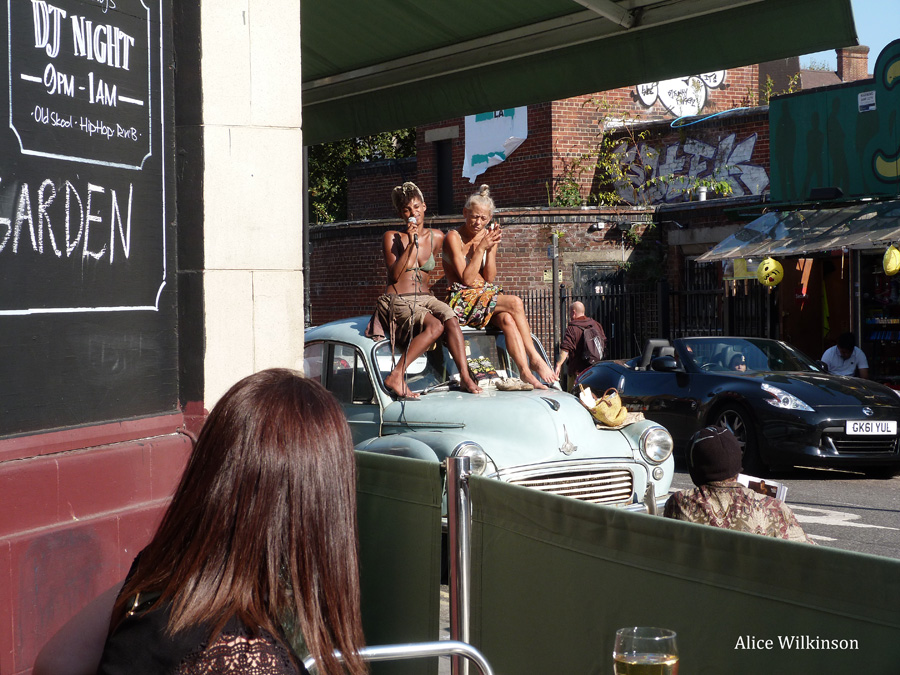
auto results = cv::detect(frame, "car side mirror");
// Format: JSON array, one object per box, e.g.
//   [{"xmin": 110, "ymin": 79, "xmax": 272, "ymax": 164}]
[
  {"xmin": 650, "ymin": 355, "xmax": 679, "ymax": 372},
  {"xmin": 816, "ymin": 360, "xmax": 829, "ymax": 373}
]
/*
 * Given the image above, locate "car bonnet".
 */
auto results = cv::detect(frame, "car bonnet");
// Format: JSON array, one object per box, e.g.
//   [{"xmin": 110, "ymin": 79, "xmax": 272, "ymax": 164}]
[
  {"xmin": 380, "ymin": 388, "xmax": 638, "ymax": 466},
  {"xmin": 758, "ymin": 372, "xmax": 900, "ymax": 408}
]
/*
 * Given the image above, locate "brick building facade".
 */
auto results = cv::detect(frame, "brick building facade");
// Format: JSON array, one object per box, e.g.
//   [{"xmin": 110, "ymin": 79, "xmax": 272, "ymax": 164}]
[
  {"xmin": 346, "ymin": 63, "xmax": 764, "ymax": 220},
  {"xmin": 318, "ymin": 74, "xmax": 773, "ymax": 329}
]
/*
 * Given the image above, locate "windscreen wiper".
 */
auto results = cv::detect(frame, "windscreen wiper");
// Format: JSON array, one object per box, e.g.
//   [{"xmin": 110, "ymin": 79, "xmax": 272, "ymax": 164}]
[{"xmin": 421, "ymin": 379, "xmax": 453, "ymax": 395}]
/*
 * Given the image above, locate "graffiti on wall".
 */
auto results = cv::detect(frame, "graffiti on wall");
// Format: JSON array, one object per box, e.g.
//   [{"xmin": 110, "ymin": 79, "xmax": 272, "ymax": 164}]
[
  {"xmin": 636, "ymin": 71, "xmax": 726, "ymax": 117},
  {"xmin": 612, "ymin": 132, "xmax": 769, "ymax": 205}
]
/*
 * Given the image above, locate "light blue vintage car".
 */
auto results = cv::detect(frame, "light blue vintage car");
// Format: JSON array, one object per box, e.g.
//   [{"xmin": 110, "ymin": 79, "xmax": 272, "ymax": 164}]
[{"xmin": 304, "ymin": 316, "xmax": 674, "ymax": 512}]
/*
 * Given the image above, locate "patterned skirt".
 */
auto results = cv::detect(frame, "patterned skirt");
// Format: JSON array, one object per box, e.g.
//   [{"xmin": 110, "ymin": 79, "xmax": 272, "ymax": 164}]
[{"xmin": 447, "ymin": 282, "xmax": 502, "ymax": 329}]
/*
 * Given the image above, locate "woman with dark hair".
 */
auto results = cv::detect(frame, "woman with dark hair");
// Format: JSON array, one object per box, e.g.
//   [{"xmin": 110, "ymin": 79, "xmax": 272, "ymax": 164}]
[
  {"xmin": 374, "ymin": 181, "xmax": 481, "ymax": 398},
  {"xmin": 36, "ymin": 369, "xmax": 367, "ymax": 675}
]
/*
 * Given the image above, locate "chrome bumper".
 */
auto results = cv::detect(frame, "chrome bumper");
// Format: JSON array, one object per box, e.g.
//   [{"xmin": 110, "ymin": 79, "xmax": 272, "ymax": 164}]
[{"xmin": 621, "ymin": 483, "xmax": 669, "ymax": 515}]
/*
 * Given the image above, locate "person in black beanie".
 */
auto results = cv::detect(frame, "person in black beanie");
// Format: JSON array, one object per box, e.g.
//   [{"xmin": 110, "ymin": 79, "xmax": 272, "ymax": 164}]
[{"xmin": 664, "ymin": 426, "xmax": 814, "ymax": 543}]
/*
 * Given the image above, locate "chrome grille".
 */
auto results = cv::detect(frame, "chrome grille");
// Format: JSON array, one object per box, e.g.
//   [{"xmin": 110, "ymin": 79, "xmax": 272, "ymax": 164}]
[
  {"xmin": 824, "ymin": 433, "xmax": 899, "ymax": 455},
  {"xmin": 507, "ymin": 468, "xmax": 633, "ymax": 505}
]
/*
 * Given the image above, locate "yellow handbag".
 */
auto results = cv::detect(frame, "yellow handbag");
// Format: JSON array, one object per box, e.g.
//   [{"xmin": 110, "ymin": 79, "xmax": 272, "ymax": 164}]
[{"xmin": 591, "ymin": 387, "xmax": 628, "ymax": 427}]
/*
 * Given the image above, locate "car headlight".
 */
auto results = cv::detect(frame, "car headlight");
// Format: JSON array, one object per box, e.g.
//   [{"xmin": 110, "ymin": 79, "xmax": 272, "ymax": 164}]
[
  {"xmin": 640, "ymin": 426, "xmax": 673, "ymax": 464},
  {"xmin": 761, "ymin": 382, "xmax": 814, "ymax": 411},
  {"xmin": 452, "ymin": 442, "xmax": 497, "ymax": 476}
]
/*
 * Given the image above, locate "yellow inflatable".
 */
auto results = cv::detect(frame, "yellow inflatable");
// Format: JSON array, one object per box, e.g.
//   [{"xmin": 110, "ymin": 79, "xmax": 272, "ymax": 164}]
[
  {"xmin": 756, "ymin": 257, "xmax": 784, "ymax": 286},
  {"xmin": 885, "ymin": 245, "xmax": 900, "ymax": 276}
]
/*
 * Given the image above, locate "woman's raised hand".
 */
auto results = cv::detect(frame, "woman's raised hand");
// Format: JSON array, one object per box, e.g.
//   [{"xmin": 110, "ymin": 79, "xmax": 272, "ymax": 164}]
[{"xmin": 479, "ymin": 225, "xmax": 501, "ymax": 250}]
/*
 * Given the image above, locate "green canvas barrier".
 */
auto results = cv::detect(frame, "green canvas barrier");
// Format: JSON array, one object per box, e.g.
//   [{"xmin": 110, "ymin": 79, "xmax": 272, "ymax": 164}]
[
  {"xmin": 356, "ymin": 452, "xmax": 444, "ymax": 675},
  {"xmin": 469, "ymin": 477, "xmax": 900, "ymax": 674}
]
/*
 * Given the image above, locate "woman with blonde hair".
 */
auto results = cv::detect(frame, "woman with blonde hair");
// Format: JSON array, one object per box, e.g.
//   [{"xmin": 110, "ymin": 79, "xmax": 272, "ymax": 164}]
[{"xmin": 444, "ymin": 184, "xmax": 558, "ymax": 390}]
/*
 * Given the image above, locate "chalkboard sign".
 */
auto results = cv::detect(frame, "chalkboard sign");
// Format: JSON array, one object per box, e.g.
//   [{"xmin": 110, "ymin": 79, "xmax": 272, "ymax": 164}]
[{"xmin": 0, "ymin": 0, "xmax": 175, "ymax": 436}]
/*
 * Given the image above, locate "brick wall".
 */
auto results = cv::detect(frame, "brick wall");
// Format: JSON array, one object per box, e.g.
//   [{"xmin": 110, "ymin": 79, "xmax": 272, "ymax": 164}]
[
  {"xmin": 309, "ymin": 207, "xmax": 676, "ymax": 326},
  {"xmin": 0, "ymin": 417, "xmax": 192, "ymax": 675},
  {"xmin": 416, "ymin": 103, "xmax": 554, "ymax": 215},
  {"xmin": 837, "ymin": 46, "xmax": 870, "ymax": 82},
  {"xmin": 549, "ymin": 96, "xmax": 770, "ymax": 203},
  {"xmin": 346, "ymin": 157, "xmax": 417, "ymax": 221}
]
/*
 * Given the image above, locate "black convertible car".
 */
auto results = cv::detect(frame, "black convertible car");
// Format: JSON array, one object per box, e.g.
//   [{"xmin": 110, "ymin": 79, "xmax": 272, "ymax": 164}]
[{"xmin": 574, "ymin": 336, "xmax": 900, "ymax": 475}]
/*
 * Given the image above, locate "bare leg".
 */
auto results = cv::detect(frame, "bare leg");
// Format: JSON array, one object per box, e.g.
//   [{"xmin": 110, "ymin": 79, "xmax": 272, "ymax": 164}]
[
  {"xmin": 492, "ymin": 294, "xmax": 558, "ymax": 384},
  {"xmin": 384, "ymin": 314, "xmax": 443, "ymax": 399},
  {"xmin": 490, "ymin": 312, "xmax": 548, "ymax": 390},
  {"xmin": 443, "ymin": 318, "xmax": 482, "ymax": 394}
]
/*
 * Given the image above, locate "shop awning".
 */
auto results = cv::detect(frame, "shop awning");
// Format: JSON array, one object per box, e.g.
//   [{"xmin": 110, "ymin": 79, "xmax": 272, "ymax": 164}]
[
  {"xmin": 696, "ymin": 200, "xmax": 900, "ymax": 262},
  {"xmin": 301, "ymin": 0, "xmax": 856, "ymax": 145}
]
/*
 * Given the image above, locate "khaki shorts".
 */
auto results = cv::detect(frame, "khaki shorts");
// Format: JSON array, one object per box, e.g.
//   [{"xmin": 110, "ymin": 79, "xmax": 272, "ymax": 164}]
[{"xmin": 375, "ymin": 293, "xmax": 455, "ymax": 346}]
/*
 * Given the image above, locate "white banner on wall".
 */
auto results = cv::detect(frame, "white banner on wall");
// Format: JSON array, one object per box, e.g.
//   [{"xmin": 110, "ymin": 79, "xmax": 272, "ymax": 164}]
[{"xmin": 462, "ymin": 107, "xmax": 528, "ymax": 183}]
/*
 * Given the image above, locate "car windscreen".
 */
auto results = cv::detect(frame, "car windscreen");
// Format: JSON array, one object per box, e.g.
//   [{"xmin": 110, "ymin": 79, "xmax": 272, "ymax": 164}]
[
  {"xmin": 373, "ymin": 342, "xmax": 447, "ymax": 393},
  {"xmin": 372, "ymin": 331, "xmax": 528, "ymax": 392},
  {"xmin": 680, "ymin": 338, "xmax": 823, "ymax": 373}
]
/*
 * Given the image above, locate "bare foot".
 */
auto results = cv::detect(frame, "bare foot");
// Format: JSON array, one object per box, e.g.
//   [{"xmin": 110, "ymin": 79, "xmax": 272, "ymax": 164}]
[
  {"xmin": 532, "ymin": 361, "xmax": 558, "ymax": 384},
  {"xmin": 522, "ymin": 372, "xmax": 548, "ymax": 390},
  {"xmin": 384, "ymin": 371, "xmax": 420, "ymax": 399},
  {"xmin": 459, "ymin": 376, "xmax": 483, "ymax": 394}
]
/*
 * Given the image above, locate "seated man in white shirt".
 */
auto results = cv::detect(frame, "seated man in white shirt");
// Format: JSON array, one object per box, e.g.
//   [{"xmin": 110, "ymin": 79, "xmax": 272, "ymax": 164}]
[{"xmin": 821, "ymin": 332, "xmax": 869, "ymax": 378}]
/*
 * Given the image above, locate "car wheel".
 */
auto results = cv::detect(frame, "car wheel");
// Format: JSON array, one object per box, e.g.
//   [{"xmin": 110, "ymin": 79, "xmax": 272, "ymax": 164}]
[{"xmin": 713, "ymin": 404, "xmax": 765, "ymax": 475}]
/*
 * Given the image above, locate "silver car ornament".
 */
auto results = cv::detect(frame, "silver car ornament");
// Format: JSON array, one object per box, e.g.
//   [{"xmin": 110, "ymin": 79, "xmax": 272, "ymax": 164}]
[{"xmin": 559, "ymin": 425, "xmax": 577, "ymax": 456}]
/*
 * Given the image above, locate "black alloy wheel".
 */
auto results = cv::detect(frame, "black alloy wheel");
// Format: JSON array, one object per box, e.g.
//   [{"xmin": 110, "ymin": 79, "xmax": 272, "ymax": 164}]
[{"xmin": 714, "ymin": 403, "xmax": 765, "ymax": 475}]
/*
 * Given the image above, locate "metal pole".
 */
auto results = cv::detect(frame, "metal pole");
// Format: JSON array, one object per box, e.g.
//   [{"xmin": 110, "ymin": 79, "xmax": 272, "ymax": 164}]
[
  {"xmin": 657, "ymin": 279, "xmax": 670, "ymax": 341},
  {"xmin": 551, "ymin": 232, "xmax": 560, "ymax": 364},
  {"xmin": 302, "ymin": 145, "xmax": 312, "ymax": 327},
  {"xmin": 447, "ymin": 456, "xmax": 472, "ymax": 675},
  {"xmin": 851, "ymin": 249, "xmax": 862, "ymax": 343}
]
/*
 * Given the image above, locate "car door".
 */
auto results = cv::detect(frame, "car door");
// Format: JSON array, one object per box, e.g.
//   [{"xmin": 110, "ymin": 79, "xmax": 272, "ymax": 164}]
[
  {"xmin": 620, "ymin": 368, "xmax": 698, "ymax": 447},
  {"xmin": 305, "ymin": 341, "xmax": 381, "ymax": 445}
]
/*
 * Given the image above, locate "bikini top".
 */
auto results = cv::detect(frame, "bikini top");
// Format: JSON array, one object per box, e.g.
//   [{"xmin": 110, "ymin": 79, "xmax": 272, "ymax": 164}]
[{"xmin": 407, "ymin": 229, "xmax": 435, "ymax": 273}]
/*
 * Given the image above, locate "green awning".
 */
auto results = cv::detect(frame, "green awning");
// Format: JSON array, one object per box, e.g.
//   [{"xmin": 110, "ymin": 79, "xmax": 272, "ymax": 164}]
[
  {"xmin": 697, "ymin": 200, "xmax": 900, "ymax": 262},
  {"xmin": 301, "ymin": 0, "xmax": 857, "ymax": 145}
]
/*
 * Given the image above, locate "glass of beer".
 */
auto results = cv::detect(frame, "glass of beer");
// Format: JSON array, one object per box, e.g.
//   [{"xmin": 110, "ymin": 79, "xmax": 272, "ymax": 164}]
[{"xmin": 613, "ymin": 626, "xmax": 679, "ymax": 675}]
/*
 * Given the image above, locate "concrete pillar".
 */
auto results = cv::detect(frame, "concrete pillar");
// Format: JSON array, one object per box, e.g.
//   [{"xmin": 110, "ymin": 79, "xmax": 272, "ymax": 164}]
[{"xmin": 178, "ymin": 0, "xmax": 304, "ymax": 408}]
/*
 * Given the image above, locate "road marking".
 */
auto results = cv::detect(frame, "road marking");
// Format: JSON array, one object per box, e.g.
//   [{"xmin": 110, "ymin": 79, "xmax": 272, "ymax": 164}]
[{"xmin": 791, "ymin": 505, "xmax": 900, "ymax": 531}]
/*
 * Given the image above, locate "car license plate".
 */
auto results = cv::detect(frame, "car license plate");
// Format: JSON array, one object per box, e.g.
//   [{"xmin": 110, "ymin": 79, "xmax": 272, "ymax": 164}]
[{"xmin": 846, "ymin": 420, "xmax": 897, "ymax": 435}]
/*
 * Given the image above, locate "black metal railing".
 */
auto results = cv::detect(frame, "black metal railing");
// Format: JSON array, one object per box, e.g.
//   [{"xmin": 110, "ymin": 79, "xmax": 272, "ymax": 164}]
[{"xmin": 523, "ymin": 268, "xmax": 773, "ymax": 361}]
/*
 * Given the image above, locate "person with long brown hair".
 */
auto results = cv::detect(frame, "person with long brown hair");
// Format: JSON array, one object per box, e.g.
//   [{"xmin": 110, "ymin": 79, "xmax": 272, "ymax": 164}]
[{"xmin": 80, "ymin": 369, "xmax": 367, "ymax": 675}]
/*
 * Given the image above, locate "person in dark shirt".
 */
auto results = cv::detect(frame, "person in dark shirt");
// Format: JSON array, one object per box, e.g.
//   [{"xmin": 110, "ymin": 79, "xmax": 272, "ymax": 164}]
[{"xmin": 555, "ymin": 301, "xmax": 607, "ymax": 390}]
